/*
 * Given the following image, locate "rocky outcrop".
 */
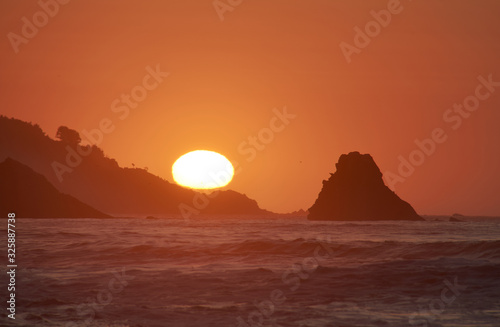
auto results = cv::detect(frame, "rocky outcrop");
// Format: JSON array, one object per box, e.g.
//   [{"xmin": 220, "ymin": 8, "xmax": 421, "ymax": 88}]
[
  {"xmin": 0, "ymin": 158, "xmax": 111, "ymax": 218},
  {"xmin": 308, "ymin": 152, "xmax": 423, "ymax": 221},
  {"xmin": 204, "ymin": 190, "xmax": 269, "ymax": 215},
  {"xmin": 450, "ymin": 214, "xmax": 465, "ymax": 222}
]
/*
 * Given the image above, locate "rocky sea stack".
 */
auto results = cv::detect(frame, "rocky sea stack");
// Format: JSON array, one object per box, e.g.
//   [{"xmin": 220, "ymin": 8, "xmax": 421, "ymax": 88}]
[{"xmin": 308, "ymin": 152, "xmax": 423, "ymax": 221}]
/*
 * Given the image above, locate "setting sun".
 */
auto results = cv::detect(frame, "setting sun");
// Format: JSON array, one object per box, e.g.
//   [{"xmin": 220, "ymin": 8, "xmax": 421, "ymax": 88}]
[{"xmin": 172, "ymin": 150, "xmax": 234, "ymax": 189}]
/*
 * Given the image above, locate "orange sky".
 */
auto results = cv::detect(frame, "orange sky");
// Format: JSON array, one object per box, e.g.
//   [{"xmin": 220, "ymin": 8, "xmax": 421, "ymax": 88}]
[{"xmin": 1, "ymin": 0, "xmax": 499, "ymax": 215}]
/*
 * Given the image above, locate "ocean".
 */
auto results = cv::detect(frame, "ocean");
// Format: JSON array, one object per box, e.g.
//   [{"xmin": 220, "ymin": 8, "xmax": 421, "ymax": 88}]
[{"xmin": 2, "ymin": 216, "xmax": 500, "ymax": 327}]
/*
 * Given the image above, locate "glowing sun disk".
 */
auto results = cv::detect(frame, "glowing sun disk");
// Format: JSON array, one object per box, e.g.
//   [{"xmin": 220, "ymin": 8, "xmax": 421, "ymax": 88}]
[{"xmin": 172, "ymin": 150, "xmax": 234, "ymax": 189}]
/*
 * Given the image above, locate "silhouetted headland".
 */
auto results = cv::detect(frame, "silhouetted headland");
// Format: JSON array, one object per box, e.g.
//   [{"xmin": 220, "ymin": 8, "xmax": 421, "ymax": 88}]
[
  {"xmin": 0, "ymin": 158, "xmax": 111, "ymax": 218},
  {"xmin": 0, "ymin": 116, "xmax": 269, "ymax": 216},
  {"xmin": 308, "ymin": 152, "xmax": 423, "ymax": 221}
]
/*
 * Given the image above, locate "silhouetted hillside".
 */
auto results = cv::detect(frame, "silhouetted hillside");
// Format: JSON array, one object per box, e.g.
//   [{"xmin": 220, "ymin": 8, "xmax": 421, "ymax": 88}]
[
  {"xmin": 0, "ymin": 116, "xmax": 268, "ymax": 216},
  {"xmin": 204, "ymin": 190, "xmax": 265, "ymax": 214},
  {"xmin": 308, "ymin": 152, "xmax": 423, "ymax": 221},
  {"xmin": 0, "ymin": 158, "xmax": 111, "ymax": 218}
]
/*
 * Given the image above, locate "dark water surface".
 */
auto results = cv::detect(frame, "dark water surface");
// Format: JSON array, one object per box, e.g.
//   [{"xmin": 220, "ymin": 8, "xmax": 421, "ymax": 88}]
[{"xmin": 1, "ymin": 216, "xmax": 500, "ymax": 326}]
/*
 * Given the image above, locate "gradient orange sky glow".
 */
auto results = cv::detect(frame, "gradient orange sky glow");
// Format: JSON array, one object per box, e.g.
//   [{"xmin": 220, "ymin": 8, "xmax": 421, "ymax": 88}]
[{"xmin": 1, "ymin": 0, "xmax": 499, "ymax": 215}]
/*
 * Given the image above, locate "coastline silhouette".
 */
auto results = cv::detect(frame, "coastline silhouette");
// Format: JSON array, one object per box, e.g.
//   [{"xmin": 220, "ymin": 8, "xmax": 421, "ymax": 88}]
[{"xmin": 2, "ymin": 116, "xmax": 428, "ymax": 220}]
